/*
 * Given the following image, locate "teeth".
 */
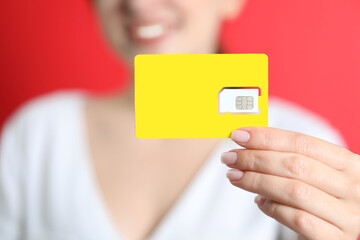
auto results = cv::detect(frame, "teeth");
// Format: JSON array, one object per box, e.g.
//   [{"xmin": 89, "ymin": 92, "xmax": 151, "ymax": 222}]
[{"xmin": 137, "ymin": 24, "xmax": 164, "ymax": 39}]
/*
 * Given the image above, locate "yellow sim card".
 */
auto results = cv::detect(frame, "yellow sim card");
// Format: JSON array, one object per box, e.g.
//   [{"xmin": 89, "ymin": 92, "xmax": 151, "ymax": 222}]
[{"xmin": 134, "ymin": 54, "xmax": 268, "ymax": 138}]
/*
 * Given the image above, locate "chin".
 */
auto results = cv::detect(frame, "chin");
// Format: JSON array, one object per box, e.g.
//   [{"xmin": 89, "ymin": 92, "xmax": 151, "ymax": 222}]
[{"xmin": 121, "ymin": 46, "xmax": 189, "ymax": 60}]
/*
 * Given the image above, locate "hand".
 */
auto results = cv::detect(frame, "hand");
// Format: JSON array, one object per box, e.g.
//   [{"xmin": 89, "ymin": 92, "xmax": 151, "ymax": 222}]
[{"xmin": 220, "ymin": 127, "xmax": 360, "ymax": 240}]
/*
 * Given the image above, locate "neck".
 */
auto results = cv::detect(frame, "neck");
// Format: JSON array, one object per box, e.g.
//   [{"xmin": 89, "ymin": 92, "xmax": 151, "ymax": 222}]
[{"xmin": 121, "ymin": 84, "xmax": 135, "ymax": 108}]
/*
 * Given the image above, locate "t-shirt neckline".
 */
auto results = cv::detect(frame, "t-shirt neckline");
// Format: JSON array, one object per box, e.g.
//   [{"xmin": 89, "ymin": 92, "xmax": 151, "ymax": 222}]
[{"xmin": 74, "ymin": 92, "xmax": 230, "ymax": 240}]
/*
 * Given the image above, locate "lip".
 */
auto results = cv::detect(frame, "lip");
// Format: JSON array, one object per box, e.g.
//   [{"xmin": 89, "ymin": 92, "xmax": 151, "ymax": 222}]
[{"xmin": 126, "ymin": 19, "xmax": 174, "ymax": 46}]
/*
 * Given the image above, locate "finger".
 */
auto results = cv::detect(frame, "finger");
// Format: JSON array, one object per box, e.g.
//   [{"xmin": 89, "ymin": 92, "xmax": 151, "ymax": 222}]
[
  {"xmin": 296, "ymin": 235, "xmax": 306, "ymax": 240},
  {"xmin": 227, "ymin": 169, "xmax": 350, "ymax": 230},
  {"xmin": 222, "ymin": 149, "xmax": 349, "ymax": 199},
  {"xmin": 230, "ymin": 127, "xmax": 355, "ymax": 171},
  {"xmin": 254, "ymin": 196, "xmax": 344, "ymax": 240}
]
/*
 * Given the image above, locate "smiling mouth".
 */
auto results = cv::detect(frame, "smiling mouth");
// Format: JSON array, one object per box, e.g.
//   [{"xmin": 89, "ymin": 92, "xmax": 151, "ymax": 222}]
[
  {"xmin": 136, "ymin": 24, "xmax": 165, "ymax": 39},
  {"xmin": 127, "ymin": 20, "xmax": 174, "ymax": 45}
]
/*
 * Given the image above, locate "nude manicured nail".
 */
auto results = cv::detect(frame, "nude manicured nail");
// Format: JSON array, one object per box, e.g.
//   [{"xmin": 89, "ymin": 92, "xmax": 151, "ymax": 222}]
[
  {"xmin": 226, "ymin": 169, "xmax": 244, "ymax": 180},
  {"xmin": 254, "ymin": 195, "xmax": 266, "ymax": 206},
  {"xmin": 221, "ymin": 152, "xmax": 238, "ymax": 164},
  {"xmin": 231, "ymin": 130, "xmax": 250, "ymax": 143}
]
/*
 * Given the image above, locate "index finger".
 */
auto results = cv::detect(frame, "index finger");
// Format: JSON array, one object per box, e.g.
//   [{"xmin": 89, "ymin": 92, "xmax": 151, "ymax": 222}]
[{"xmin": 230, "ymin": 127, "xmax": 355, "ymax": 171}]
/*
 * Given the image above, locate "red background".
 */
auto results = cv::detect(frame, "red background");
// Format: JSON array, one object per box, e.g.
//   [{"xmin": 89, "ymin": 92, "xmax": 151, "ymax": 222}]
[{"xmin": 1, "ymin": 0, "xmax": 359, "ymax": 153}]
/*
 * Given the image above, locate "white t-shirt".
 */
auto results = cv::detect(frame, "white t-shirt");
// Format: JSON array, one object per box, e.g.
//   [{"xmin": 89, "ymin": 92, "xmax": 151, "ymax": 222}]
[{"xmin": 0, "ymin": 91, "xmax": 345, "ymax": 240}]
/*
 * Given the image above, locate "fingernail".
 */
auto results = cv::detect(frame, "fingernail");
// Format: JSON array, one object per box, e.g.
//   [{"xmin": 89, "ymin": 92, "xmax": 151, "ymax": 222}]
[
  {"xmin": 226, "ymin": 169, "xmax": 244, "ymax": 180},
  {"xmin": 221, "ymin": 152, "xmax": 238, "ymax": 164},
  {"xmin": 231, "ymin": 130, "xmax": 250, "ymax": 143},
  {"xmin": 254, "ymin": 195, "xmax": 266, "ymax": 206}
]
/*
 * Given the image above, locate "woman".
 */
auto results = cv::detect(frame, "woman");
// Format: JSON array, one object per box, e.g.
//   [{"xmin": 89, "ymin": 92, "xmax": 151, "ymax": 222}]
[{"xmin": 1, "ymin": 0, "xmax": 359, "ymax": 239}]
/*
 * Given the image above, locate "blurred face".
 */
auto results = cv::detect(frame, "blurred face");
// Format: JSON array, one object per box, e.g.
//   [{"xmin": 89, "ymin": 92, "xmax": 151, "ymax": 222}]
[{"xmin": 93, "ymin": 0, "xmax": 245, "ymax": 64}]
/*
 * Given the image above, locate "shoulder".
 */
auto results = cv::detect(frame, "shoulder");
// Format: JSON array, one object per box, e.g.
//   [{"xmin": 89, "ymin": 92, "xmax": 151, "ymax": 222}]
[
  {"xmin": 0, "ymin": 90, "xmax": 88, "ymax": 160},
  {"xmin": 5, "ymin": 90, "xmax": 87, "ymax": 129},
  {"xmin": 0, "ymin": 90, "xmax": 98, "ymax": 237},
  {"xmin": 2, "ymin": 90, "xmax": 87, "ymax": 137},
  {"xmin": 268, "ymin": 97, "xmax": 346, "ymax": 147}
]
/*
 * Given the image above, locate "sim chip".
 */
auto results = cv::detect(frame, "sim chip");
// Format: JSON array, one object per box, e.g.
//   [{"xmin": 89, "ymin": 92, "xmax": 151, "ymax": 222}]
[
  {"xmin": 236, "ymin": 96, "xmax": 254, "ymax": 110},
  {"xmin": 218, "ymin": 87, "xmax": 260, "ymax": 114}
]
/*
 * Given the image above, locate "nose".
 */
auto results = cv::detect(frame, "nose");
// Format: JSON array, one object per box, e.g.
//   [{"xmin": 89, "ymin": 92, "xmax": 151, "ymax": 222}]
[{"xmin": 123, "ymin": 0, "xmax": 163, "ymax": 17}]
